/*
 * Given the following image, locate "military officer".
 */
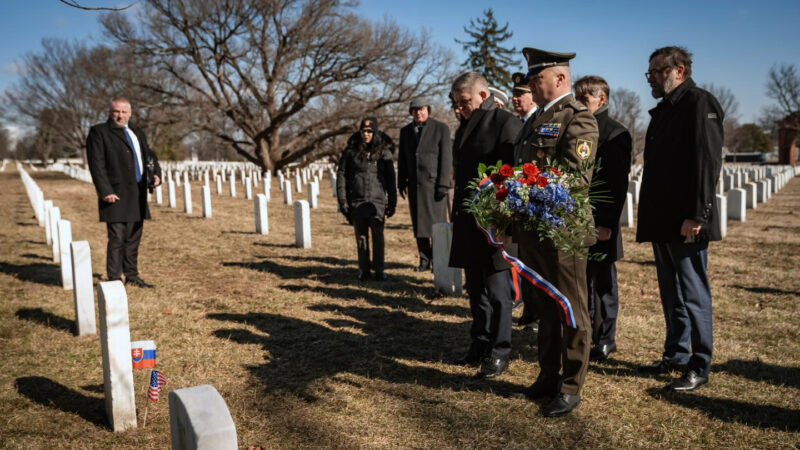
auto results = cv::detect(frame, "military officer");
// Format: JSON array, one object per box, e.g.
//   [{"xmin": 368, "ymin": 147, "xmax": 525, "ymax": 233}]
[
  {"xmin": 511, "ymin": 72, "xmax": 538, "ymax": 122},
  {"xmin": 511, "ymin": 48, "xmax": 598, "ymax": 417}
]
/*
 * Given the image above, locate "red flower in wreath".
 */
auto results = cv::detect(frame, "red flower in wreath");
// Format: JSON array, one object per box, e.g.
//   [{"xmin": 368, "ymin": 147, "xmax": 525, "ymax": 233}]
[
  {"xmin": 536, "ymin": 176, "xmax": 549, "ymax": 188},
  {"xmin": 490, "ymin": 173, "xmax": 505, "ymax": 185},
  {"xmin": 548, "ymin": 167, "xmax": 562, "ymax": 176},
  {"xmin": 495, "ymin": 186, "xmax": 509, "ymax": 201},
  {"xmin": 523, "ymin": 163, "xmax": 540, "ymax": 178},
  {"xmin": 499, "ymin": 164, "xmax": 515, "ymax": 178}
]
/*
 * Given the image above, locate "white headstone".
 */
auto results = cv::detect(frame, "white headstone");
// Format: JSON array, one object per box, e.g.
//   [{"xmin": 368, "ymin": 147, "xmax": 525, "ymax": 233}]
[
  {"xmin": 756, "ymin": 180, "xmax": 768, "ymax": 203},
  {"xmin": 330, "ymin": 174, "xmax": 337, "ymax": 197},
  {"xmin": 620, "ymin": 192, "xmax": 634, "ymax": 228},
  {"xmin": 44, "ymin": 200, "xmax": 54, "ymax": 245},
  {"xmin": 156, "ymin": 185, "xmax": 163, "ymax": 204},
  {"xmin": 294, "ymin": 200, "xmax": 311, "ymax": 248},
  {"xmin": 283, "ymin": 181, "xmax": 292, "ymax": 205},
  {"xmin": 308, "ymin": 182, "xmax": 318, "ymax": 209},
  {"xmin": 35, "ymin": 189, "xmax": 45, "ymax": 226},
  {"xmin": 50, "ymin": 207, "xmax": 61, "ymax": 263},
  {"xmin": 229, "ymin": 172, "xmax": 237, "ymax": 197},
  {"xmin": 168, "ymin": 180, "xmax": 177, "ymax": 208},
  {"xmin": 202, "ymin": 185, "xmax": 212, "ymax": 218},
  {"xmin": 245, "ymin": 177, "xmax": 253, "ymax": 200},
  {"xmin": 627, "ymin": 180, "xmax": 641, "ymax": 204},
  {"xmin": 715, "ymin": 194, "xmax": 727, "ymax": 238},
  {"xmin": 727, "ymin": 188, "xmax": 746, "ymax": 221},
  {"xmin": 216, "ymin": 175, "xmax": 222, "ymax": 195},
  {"xmin": 184, "ymin": 182, "xmax": 193, "ymax": 214},
  {"xmin": 432, "ymin": 223, "xmax": 462, "ymax": 296},
  {"xmin": 254, "ymin": 194, "xmax": 268, "ymax": 235},
  {"xmin": 169, "ymin": 385, "xmax": 238, "ymax": 450},
  {"xmin": 70, "ymin": 241, "xmax": 96, "ymax": 336},
  {"xmin": 97, "ymin": 281, "xmax": 137, "ymax": 432},
  {"xmin": 57, "ymin": 219, "xmax": 73, "ymax": 290},
  {"xmin": 295, "ymin": 174, "xmax": 302, "ymax": 193},
  {"xmin": 262, "ymin": 177, "xmax": 271, "ymax": 202},
  {"xmin": 745, "ymin": 182, "xmax": 757, "ymax": 209}
]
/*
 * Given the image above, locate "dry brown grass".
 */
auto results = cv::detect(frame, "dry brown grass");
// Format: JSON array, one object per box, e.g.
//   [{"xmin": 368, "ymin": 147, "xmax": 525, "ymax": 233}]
[{"xmin": 0, "ymin": 165, "xmax": 798, "ymax": 449}]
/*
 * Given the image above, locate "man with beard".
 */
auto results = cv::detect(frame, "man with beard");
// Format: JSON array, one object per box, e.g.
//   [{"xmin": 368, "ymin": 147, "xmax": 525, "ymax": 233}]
[
  {"xmin": 511, "ymin": 48, "xmax": 598, "ymax": 417},
  {"xmin": 574, "ymin": 75, "xmax": 632, "ymax": 361},
  {"xmin": 449, "ymin": 72, "xmax": 521, "ymax": 379},
  {"xmin": 397, "ymin": 98, "xmax": 452, "ymax": 272},
  {"xmin": 637, "ymin": 46, "xmax": 723, "ymax": 392}
]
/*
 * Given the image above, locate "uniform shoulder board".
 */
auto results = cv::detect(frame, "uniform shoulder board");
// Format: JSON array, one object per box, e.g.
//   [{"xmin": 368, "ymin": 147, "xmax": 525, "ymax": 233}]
[{"xmin": 566, "ymin": 99, "xmax": 588, "ymax": 111}]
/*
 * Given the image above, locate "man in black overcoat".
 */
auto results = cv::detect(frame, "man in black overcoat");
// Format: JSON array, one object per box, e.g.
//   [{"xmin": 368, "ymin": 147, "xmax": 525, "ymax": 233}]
[
  {"xmin": 448, "ymin": 72, "xmax": 521, "ymax": 379},
  {"xmin": 397, "ymin": 98, "xmax": 452, "ymax": 271},
  {"xmin": 637, "ymin": 46, "xmax": 723, "ymax": 392},
  {"xmin": 574, "ymin": 75, "xmax": 632, "ymax": 361},
  {"xmin": 87, "ymin": 97, "xmax": 161, "ymax": 288}
]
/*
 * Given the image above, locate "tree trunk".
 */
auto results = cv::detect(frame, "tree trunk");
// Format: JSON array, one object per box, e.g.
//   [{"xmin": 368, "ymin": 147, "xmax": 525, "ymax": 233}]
[{"xmin": 255, "ymin": 138, "xmax": 274, "ymax": 173}]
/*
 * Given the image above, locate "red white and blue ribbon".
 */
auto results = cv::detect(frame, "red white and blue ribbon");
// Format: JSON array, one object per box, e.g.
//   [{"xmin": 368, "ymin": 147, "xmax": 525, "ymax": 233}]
[{"xmin": 472, "ymin": 177, "xmax": 577, "ymax": 328}]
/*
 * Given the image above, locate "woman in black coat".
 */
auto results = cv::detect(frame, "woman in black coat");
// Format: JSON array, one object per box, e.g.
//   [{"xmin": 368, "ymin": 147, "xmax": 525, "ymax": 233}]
[{"xmin": 336, "ymin": 118, "xmax": 397, "ymax": 281}]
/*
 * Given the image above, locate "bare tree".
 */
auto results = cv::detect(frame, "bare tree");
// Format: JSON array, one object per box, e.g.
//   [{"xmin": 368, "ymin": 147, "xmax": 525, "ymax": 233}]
[
  {"xmin": 0, "ymin": 125, "xmax": 10, "ymax": 159},
  {"xmin": 702, "ymin": 83, "xmax": 739, "ymax": 148},
  {"xmin": 101, "ymin": 0, "xmax": 455, "ymax": 172},
  {"xmin": 608, "ymin": 87, "xmax": 645, "ymax": 158},
  {"xmin": 57, "ymin": 0, "xmax": 135, "ymax": 11},
  {"xmin": 765, "ymin": 63, "xmax": 800, "ymax": 130}
]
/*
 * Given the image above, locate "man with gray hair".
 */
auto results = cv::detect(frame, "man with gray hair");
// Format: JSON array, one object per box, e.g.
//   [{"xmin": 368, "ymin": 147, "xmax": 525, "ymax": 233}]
[
  {"xmin": 449, "ymin": 72, "xmax": 521, "ymax": 379},
  {"xmin": 397, "ymin": 97, "xmax": 452, "ymax": 272},
  {"xmin": 87, "ymin": 97, "xmax": 162, "ymax": 288}
]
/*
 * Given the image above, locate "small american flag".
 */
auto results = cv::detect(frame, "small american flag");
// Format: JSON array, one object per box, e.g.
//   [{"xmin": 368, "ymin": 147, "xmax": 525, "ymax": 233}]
[{"xmin": 148, "ymin": 370, "xmax": 169, "ymax": 402}]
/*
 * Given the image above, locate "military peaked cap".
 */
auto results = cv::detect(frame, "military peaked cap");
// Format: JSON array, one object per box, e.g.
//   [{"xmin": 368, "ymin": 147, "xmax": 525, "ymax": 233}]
[
  {"xmin": 522, "ymin": 47, "xmax": 576, "ymax": 77},
  {"xmin": 512, "ymin": 72, "xmax": 531, "ymax": 93}
]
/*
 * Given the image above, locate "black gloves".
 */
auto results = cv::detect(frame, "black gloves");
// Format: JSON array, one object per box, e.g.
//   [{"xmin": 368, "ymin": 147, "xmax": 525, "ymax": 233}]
[
  {"xmin": 434, "ymin": 186, "xmax": 448, "ymax": 201},
  {"xmin": 386, "ymin": 206, "xmax": 395, "ymax": 218}
]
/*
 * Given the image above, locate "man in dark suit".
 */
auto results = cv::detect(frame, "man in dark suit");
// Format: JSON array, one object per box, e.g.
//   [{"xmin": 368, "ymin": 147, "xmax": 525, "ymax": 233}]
[
  {"xmin": 511, "ymin": 48, "xmax": 598, "ymax": 417},
  {"xmin": 397, "ymin": 98, "xmax": 452, "ymax": 271},
  {"xmin": 637, "ymin": 46, "xmax": 723, "ymax": 392},
  {"xmin": 574, "ymin": 75, "xmax": 632, "ymax": 361},
  {"xmin": 87, "ymin": 97, "xmax": 161, "ymax": 288},
  {"xmin": 449, "ymin": 72, "xmax": 521, "ymax": 379}
]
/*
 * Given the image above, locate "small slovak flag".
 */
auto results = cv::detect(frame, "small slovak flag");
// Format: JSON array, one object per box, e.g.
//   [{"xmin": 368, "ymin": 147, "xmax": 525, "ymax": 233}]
[{"xmin": 148, "ymin": 370, "xmax": 169, "ymax": 402}]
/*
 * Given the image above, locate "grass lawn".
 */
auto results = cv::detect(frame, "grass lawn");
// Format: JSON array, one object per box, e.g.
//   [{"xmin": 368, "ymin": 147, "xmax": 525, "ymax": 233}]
[{"xmin": 0, "ymin": 165, "xmax": 798, "ymax": 449}]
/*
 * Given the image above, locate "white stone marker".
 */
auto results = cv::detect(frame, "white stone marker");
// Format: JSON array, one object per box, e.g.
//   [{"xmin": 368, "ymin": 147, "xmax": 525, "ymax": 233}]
[
  {"xmin": 295, "ymin": 174, "xmax": 302, "ymax": 193},
  {"xmin": 254, "ymin": 194, "xmax": 268, "ymax": 235},
  {"xmin": 50, "ymin": 207, "xmax": 62, "ymax": 263},
  {"xmin": 262, "ymin": 177, "xmax": 271, "ymax": 202},
  {"xmin": 35, "ymin": 189, "xmax": 45, "ymax": 226},
  {"xmin": 308, "ymin": 182, "xmax": 318, "ymax": 209},
  {"xmin": 715, "ymin": 194, "xmax": 727, "ymax": 238},
  {"xmin": 245, "ymin": 177, "xmax": 253, "ymax": 200},
  {"xmin": 294, "ymin": 200, "xmax": 311, "ymax": 248},
  {"xmin": 156, "ymin": 185, "xmax": 163, "ymax": 204},
  {"xmin": 432, "ymin": 222, "xmax": 462, "ymax": 296},
  {"xmin": 168, "ymin": 180, "xmax": 177, "ymax": 208},
  {"xmin": 620, "ymin": 192, "xmax": 634, "ymax": 228},
  {"xmin": 229, "ymin": 172, "xmax": 237, "ymax": 197},
  {"xmin": 44, "ymin": 200, "xmax": 54, "ymax": 244},
  {"xmin": 183, "ymin": 171, "xmax": 190, "ymax": 186},
  {"xmin": 202, "ymin": 185, "xmax": 212, "ymax": 218},
  {"xmin": 627, "ymin": 180, "xmax": 641, "ymax": 204},
  {"xmin": 724, "ymin": 174, "xmax": 734, "ymax": 192},
  {"xmin": 756, "ymin": 180, "xmax": 768, "ymax": 203},
  {"xmin": 283, "ymin": 180, "xmax": 292, "ymax": 205},
  {"xmin": 745, "ymin": 182, "xmax": 757, "ymax": 209},
  {"xmin": 70, "ymin": 241, "xmax": 95, "ymax": 336},
  {"xmin": 216, "ymin": 175, "xmax": 222, "ymax": 195},
  {"xmin": 184, "ymin": 182, "xmax": 193, "ymax": 214},
  {"xmin": 330, "ymin": 174, "xmax": 337, "ymax": 197},
  {"xmin": 169, "ymin": 384, "xmax": 237, "ymax": 450},
  {"xmin": 203, "ymin": 171, "xmax": 209, "ymax": 187},
  {"xmin": 727, "ymin": 188, "xmax": 746, "ymax": 221},
  {"xmin": 97, "ymin": 281, "xmax": 137, "ymax": 432},
  {"xmin": 57, "ymin": 219, "xmax": 74, "ymax": 290}
]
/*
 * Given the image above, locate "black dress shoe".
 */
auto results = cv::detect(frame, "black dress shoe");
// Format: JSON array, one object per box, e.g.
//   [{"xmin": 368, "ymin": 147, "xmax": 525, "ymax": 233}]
[
  {"xmin": 452, "ymin": 345, "xmax": 486, "ymax": 367},
  {"xmin": 125, "ymin": 276, "xmax": 155, "ymax": 288},
  {"xmin": 374, "ymin": 271, "xmax": 388, "ymax": 281},
  {"xmin": 357, "ymin": 271, "xmax": 372, "ymax": 281},
  {"xmin": 589, "ymin": 343, "xmax": 617, "ymax": 362},
  {"xmin": 413, "ymin": 261, "xmax": 430, "ymax": 272},
  {"xmin": 541, "ymin": 393, "xmax": 581, "ymax": 417},
  {"xmin": 475, "ymin": 357, "xmax": 508, "ymax": 379},
  {"xmin": 638, "ymin": 360, "xmax": 687, "ymax": 374},
  {"xmin": 668, "ymin": 370, "xmax": 708, "ymax": 392},
  {"xmin": 516, "ymin": 381, "xmax": 559, "ymax": 400}
]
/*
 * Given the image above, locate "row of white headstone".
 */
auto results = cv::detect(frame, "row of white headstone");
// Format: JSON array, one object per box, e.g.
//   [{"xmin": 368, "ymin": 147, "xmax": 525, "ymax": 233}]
[{"xmin": 16, "ymin": 164, "xmax": 238, "ymax": 448}]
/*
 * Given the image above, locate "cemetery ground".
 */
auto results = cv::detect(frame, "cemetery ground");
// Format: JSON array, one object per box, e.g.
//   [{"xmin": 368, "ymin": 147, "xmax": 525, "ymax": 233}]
[{"xmin": 0, "ymin": 166, "xmax": 798, "ymax": 449}]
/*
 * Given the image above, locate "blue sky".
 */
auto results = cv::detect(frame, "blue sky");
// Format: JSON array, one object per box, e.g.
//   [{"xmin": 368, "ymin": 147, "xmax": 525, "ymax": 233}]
[{"xmin": 1, "ymin": 0, "xmax": 799, "ymax": 132}]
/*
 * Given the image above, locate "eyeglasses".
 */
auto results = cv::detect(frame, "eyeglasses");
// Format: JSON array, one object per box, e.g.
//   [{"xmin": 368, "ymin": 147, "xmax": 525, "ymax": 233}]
[{"xmin": 645, "ymin": 66, "xmax": 672, "ymax": 81}]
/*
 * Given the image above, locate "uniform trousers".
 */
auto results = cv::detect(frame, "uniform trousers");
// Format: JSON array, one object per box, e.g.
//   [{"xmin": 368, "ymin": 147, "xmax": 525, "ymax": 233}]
[
  {"xmin": 464, "ymin": 267, "xmax": 513, "ymax": 360},
  {"xmin": 416, "ymin": 237, "xmax": 433, "ymax": 266},
  {"xmin": 586, "ymin": 260, "xmax": 619, "ymax": 346},
  {"xmin": 106, "ymin": 221, "xmax": 143, "ymax": 280},
  {"xmin": 353, "ymin": 215, "xmax": 385, "ymax": 273},
  {"xmin": 652, "ymin": 241, "xmax": 713, "ymax": 377}
]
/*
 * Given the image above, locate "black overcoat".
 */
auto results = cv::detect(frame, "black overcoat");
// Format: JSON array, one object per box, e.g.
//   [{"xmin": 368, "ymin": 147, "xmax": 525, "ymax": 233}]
[
  {"xmin": 87, "ymin": 120, "xmax": 161, "ymax": 223},
  {"xmin": 336, "ymin": 132, "xmax": 397, "ymax": 219},
  {"xmin": 589, "ymin": 106, "xmax": 632, "ymax": 262},
  {"xmin": 397, "ymin": 118, "xmax": 452, "ymax": 238},
  {"xmin": 636, "ymin": 78, "xmax": 724, "ymax": 243},
  {"xmin": 449, "ymin": 96, "xmax": 521, "ymax": 270}
]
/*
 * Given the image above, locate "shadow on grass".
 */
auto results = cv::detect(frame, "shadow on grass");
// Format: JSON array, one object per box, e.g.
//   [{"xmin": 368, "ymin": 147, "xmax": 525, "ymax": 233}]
[
  {"xmin": 15, "ymin": 308, "xmax": 74, "ymax": 332},
  {"xmin": 712, "ymin": 359, "xmax": 800, "ymax": 389},
  {"xmin": 222, "ymin": 258, "xmax": 424, "ymax": 287},
  {"xmin": 729, "ymin": 284, "xmax": 800, "ymax": 297},
  {"xmin": 646, "ymin": 387, "xmax": 800, "ymax": 432},
  {"xmin": 277, "ymin": 254, "xmax": 407, "ymax": 271},
  {"xmin": 384, "ymin": 223, "xmax": 412, "ymax": 230},
  {"xmin": 620, "ymin": 259, "xmax": 655, "ymax": 267},
  {"xmin": 208, "ymin": 305, "xmax": 520, "ymax": 402},
  {"xmin": 15, "ymin": 221, "xmax": 36, "ymax": 227},
  {"xmin": 0, "ymin": 261, "xmax": 61, "ymax": 286},
  {"xmin": 20, "ymin": 253, "xmax": 50, "ymax": 261},
  {"xmin": 15, "ymin": 376, "xmax": 106, "ymax": 428}
]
